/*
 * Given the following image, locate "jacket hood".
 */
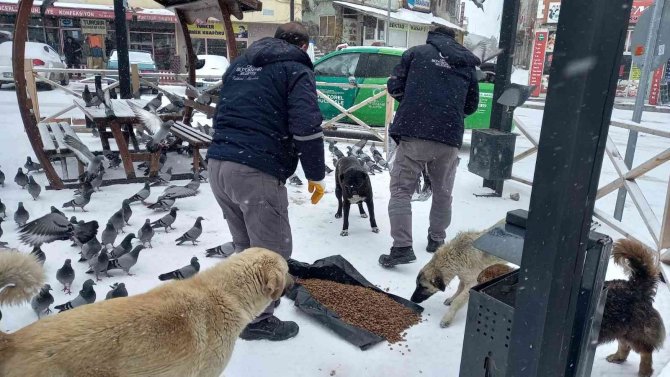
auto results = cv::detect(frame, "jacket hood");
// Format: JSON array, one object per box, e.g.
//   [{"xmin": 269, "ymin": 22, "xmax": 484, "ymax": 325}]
[
  {"xmin": 426, "ymin": 31, "xmax": 481, "ymax": 67},
  {"xmin": 245, "ymin": 37, "xmax": 313, "ymax": 69}
]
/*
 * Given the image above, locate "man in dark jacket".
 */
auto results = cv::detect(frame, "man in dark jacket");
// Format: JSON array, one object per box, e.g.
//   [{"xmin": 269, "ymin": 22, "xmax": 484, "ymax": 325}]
[
  {"xmin": 379, "ymin": 26, "xmax": 480, "ymax": 267},
  {"xmin": 207, "ymin": 22, "xmax": 325, "ymax": 340}
]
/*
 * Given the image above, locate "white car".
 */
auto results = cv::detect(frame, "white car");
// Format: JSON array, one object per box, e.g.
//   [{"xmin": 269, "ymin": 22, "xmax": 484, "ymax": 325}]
[
  {"xmin": 0, "ymin": 41, "xmax": 69, "ymax": 89},
  {"xmin": 195, "ymin": 55, "xmax": 229, "ymax": 88}
]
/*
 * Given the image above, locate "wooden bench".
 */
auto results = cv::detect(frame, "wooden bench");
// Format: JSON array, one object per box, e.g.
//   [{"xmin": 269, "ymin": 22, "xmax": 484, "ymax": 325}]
[
  {"xmin": 171, "ymin": 121, "xmax": 212, "ymax": 171},
  {"xmin": 37, "ymin": 121, "xmax": 85, "ymax": 179}
]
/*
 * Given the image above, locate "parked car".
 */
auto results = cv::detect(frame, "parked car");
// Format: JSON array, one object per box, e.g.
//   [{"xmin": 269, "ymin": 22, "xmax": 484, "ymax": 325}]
[
  {"xmin": 0, "ymin": 41, "xmax": 69, "ymax": 89},
  {"xmin": 195, "ymin": 54, "xmax": 229, "ymax": 88},
  {"xmin": 107, "ymin": 50, "xmax": 159, "ymax": 89},
  {"xmin": 314, "ymin": 46, "xmax": 493, "ymax": 129}
]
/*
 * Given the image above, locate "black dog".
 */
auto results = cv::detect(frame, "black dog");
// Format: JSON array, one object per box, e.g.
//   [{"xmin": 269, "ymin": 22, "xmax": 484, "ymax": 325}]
[{"xmin": 335, "ymin": 156, "xmax": 379, "ymax": 236}]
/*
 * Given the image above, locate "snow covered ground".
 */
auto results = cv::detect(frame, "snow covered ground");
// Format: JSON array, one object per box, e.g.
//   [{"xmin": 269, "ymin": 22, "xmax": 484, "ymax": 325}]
[{"xmin": 0, "ymin": 84, "xmax": 669, "ymax": 377}]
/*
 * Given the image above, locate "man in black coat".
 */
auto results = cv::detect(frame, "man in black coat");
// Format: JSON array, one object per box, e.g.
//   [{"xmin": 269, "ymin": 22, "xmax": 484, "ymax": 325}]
[
  {"xmin": 379, "ymin": 26, "xmax": 480, "ymax": 267},
  {"xmin": 207, "ymin": 22, "xmax": 325, "ymax": 340}
]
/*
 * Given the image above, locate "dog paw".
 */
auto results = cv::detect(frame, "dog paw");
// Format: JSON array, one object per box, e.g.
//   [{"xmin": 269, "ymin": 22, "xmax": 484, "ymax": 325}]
[
  {"xmin": 606, "ymin": 354, "xmax": 627, "ymax": 364},
  {"xmin": 340, "ymin": 230, "xmax": 349, "ymax": 236},
  {"xmin": 443, "ymin": 298, "xmax": 453, "ymax": 306},
  {"xmin": 361, "ymin": 213, "xmax": 368, "ymax": 218},
  {"xmin": 335, "ymin": 213, "xmax": 342, "ymax": 219},
  {"xmin": 439, "ymin": 319, "xmax": 451, "ymax": 328},
  {"xmin": 372, "ymin": 227, "xmax": 380, "ymax": 233},
  {"xmin": 638, "ymin": 370, "xmax": 653, "ymax": 377}
]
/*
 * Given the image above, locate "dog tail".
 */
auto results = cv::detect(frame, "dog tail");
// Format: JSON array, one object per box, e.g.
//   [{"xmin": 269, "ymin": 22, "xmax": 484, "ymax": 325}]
[
  {"xmin": 612, "ymin": 238, "xmax": 660, "ymax": 297},
  {"xmin": 0, "ymin": 250, "xmax": 45, "ymax": 306}
]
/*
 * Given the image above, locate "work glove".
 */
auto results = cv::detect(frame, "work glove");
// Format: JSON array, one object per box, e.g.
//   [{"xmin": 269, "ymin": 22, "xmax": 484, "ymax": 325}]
[{"xmin": 308, "ymin": 180, "xmax": 325, "ymax": 205}]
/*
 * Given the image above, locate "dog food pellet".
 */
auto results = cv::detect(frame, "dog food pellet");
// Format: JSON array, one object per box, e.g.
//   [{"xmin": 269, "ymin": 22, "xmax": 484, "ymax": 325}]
[
  {"xmin": 299, "ymin": 278, "xmax": 422, "ymax": 343},
  {"xmin": 330, "ymin": 371, "xmax": 336, "ymax": 376}
]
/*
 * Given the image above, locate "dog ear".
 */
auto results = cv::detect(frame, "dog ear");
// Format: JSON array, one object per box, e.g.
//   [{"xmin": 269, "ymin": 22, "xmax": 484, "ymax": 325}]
[
  {"xmin": 433, "ymin": 275, "xmax": 446, "ymax": 291},
  {"xmin": 263, "ymin": 269, "xmax": 286, "ymax": 301}
]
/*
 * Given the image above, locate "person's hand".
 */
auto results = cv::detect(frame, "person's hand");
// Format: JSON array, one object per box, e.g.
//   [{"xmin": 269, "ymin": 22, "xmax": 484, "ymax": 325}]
[{"xmin": 308, "ymin": 180, "xmax": 325, "ymax": 204}]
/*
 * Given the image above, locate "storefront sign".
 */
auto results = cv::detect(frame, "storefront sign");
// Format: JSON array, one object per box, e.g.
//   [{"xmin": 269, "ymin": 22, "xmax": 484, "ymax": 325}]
[
  {"xmin": 544, "ymin": 0, "xmax": 654, "ymax": 25},
  {"xmin": 529, "ymin": 30, "xmax": 548, "ymax": 97},
  {"xmin": 188, "ymin": 22, "xmax": 248, "ymax": 40},
  {"xmin": 0, "ymin": 2, "xmax": 176, "ymax": 22},
  {"xmin": 408, "ymin": 24, "xmax": 428, "ymax": 32},
  {"xmin": 648, "ymin": 65, "xmax": 664, "ymax": 105},
  {"xmin": 406, "ymin": 0, "xmax": 431, "ymax": 12},
  {"xmin": 546, "ymin": 2, "xmax": 560, "ymax": 23},
  {"xmin": 630, "ymin": 65, "xmax": 641, "ymax": 80},
  {"xmin": 81, "ymin": 19, "xmax": 106, "ymax": 34},
  {"xmin": 389, "ymin": 22, "xmax": 407, "ymax": 30}
]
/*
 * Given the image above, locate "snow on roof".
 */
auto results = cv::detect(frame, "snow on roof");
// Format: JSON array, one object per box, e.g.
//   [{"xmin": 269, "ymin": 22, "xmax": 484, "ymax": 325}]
[
  {"xmin": 0, "ymin": 0, "xmax": 174, "ymax": 16},
  {"xmin": 333, "ymin": 1, "xmax": 464, "ymax": 31}
]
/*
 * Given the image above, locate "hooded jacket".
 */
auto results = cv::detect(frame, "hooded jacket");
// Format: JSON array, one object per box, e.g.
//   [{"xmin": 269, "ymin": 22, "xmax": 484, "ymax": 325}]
[
  {"xmin": 207, "ymin": 37, "xmax": 325, "ymax": 182},
  {"xmin": 387, "ymin": 30, "xmax": 480, "ymax": 148}
]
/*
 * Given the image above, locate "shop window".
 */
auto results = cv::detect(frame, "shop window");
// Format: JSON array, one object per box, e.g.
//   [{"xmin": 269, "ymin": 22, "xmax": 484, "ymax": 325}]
[
  {"xmin": 207, "ymin": 39, "xmax": 228, "ymax": 57},
  {"xmin": 314, "ymin": 53, "xmax": 360, "ymax": 77},
  {"xmin": 377, "ymin": 20, "xmax": 385, "ymax": 41},
  {"xmin": 361, "ymin": 53, "xmax": 401, "ymax": 78},
  {"xmin": 28, "ymin": 27, "xmax": 47, "ymax": 44},
  {"xmin": 320, "ymin": 16, "xmax": 336, "ymax": 37},
  {"xmin": 154, "ymin": 33, "xmax": 175, "ymax": 70},
  {"xmin": 364, "ymin": 16, "xmax": 376, "ymax": 40},
  {"xmin": 389, "ymin": 29, "xmax": 406, "ymax": 48}
]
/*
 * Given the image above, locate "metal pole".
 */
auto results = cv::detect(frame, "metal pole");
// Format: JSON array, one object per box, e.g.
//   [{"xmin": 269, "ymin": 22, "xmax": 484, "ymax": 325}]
[
  {"xmin": 506, "ymin": 0, "xmax": 633, "ymax": 375},
  {"xmin": 386, "ymin": 0, "xmax": 391, "ymax": 46},
  {"xmin": 614, "ymin": 0, "xmax": 666, "ymax": 220},
  {"xmin": 290, "ymin": 0, "xmax": 295, "ymax": 21},
  {"xmin": 114, "ymin": 0, "xmax": 132, "ymax": 99},
  {"xmin": 483, "ymin": 0, "xmax": 521, "ymax": 195}
]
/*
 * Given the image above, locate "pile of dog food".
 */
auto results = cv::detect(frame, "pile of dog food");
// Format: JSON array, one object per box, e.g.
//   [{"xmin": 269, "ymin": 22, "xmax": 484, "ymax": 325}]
[{"xmin": 298, "ymin": 278, "xmax": 421, "ymax": 343}]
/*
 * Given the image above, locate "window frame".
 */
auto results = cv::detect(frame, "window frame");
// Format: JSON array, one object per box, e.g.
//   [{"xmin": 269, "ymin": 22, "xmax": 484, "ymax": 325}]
[{"xmin": 319, "ymin": 15, "xmax": 336, "ymax": 37}]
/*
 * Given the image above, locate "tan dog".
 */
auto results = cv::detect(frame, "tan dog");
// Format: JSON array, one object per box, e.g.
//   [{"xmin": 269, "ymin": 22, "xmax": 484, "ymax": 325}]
[
  {"xmin": 0, "ymin": 247, "xmax": 292, "ymax": 377},
  {"xmin": 410, "ymin": 231, "xmax": 503, "ymax": 328}
]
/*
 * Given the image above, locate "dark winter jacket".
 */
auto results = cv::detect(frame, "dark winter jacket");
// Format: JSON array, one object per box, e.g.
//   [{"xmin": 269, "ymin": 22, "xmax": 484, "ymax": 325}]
[
  {"xmin": 207, "ymin": 37, "xmax": 325, "ymax": 183},
  {"xmin": 387, "ymin": 31, "xmax": 480, "ymax": 148}
]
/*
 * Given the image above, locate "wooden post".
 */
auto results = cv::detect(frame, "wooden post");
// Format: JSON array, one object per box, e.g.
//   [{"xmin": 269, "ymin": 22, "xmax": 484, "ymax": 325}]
[
  {"xmin": 24, "ymin": 60, "xmax": 40, "ymax": 121},
  {"xmin": 12, "ymin": 0, "xmax": 64, "ymax": 189},
  {"xmin": 218, "ymin": 0, "xmax": 239, "ymax": 60},
  {"xmin": 131, "ymin": 64, "xmax": 141, "ymax": 99},
  {"xmin": 661, "ymin": 179, "xmax": 670, "ymax": 250},
  {"xmin": 176, "ymin": 9, "xmax": 197, "ymax": 125}
]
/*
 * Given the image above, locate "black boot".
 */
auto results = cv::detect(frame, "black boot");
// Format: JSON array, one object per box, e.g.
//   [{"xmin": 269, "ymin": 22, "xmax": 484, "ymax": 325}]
[
  {"xmin": 426, "ymin": 235, "xmax": 444, "ymax": 253},
  {"xmin": 379, "ymin": 246, "xmax": 416, "ymax": 268},
  {"xmin": 239, "ymin": 315, "xmax": 299, "ymax": 341}
]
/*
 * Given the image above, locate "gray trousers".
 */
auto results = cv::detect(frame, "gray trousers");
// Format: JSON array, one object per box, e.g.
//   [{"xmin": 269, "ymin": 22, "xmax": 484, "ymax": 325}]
[
  {"xmin": 389, "ymin": 138, "xmax": 459, "ymax": 247},
  {"xmin": 209, "ymin": 159, "xmax": 292, "ymax": 322}
]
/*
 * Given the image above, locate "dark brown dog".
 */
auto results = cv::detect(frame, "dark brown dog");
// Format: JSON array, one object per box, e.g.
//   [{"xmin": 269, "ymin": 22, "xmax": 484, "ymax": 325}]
[{"xmin": 598, "ymin": 239, "xmax": 665, "ymax": 377}]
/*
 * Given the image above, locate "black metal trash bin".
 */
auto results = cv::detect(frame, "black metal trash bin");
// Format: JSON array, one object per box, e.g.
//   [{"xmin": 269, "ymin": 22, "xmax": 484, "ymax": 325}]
[{"xmin": 468, "ymin": 129, "xmax": 517, "ymax": 181}]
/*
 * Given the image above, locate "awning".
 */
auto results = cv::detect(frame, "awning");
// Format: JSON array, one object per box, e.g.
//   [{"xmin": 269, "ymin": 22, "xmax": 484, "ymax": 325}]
[
  {"xmin": 333, "ymin": 1, "xmax": 464, "ymax": 31},
  {"xmin": 0, "ymin": 0, "xmax": 177, "ymax": 22}
]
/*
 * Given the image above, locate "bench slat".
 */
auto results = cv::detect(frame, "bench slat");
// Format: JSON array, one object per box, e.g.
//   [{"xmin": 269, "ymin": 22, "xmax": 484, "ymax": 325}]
[
  {"xmin": 37, "ymin": 122, "xmax": 57, "ymax": 151},
  {"xmin": 172, "ymin": 123, "xmax": 212, "ymax": 145},
  {"xmin": 49, "ymin": 122, "xmax": 67, "ymax": 152}
]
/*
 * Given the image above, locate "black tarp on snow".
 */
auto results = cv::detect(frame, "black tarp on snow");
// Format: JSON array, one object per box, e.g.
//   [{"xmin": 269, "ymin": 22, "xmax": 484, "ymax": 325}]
[{"xmin": 286, "ymin": 255, "xmax": 424, "ymax": 350}]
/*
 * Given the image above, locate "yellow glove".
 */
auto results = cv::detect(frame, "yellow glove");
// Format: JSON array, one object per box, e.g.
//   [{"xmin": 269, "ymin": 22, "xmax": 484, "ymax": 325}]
[{"xmin": 308, "ymin": 180, "xmax": 325, "ymax": 205}]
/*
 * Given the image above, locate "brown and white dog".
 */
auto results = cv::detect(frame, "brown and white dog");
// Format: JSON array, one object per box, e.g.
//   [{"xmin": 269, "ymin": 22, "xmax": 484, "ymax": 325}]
[
  {"xmin": 0, "ymin": 247, "xmax": 292, "ymax": 377},
  {"xmin": 598, "ymin": 239, "xmax": 666, "ymax": 377}
]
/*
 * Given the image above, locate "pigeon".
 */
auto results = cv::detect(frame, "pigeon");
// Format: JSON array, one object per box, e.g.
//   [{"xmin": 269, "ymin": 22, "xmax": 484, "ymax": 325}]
[
  {"xmin": 205, "ymin": 242, "xmax": 236, "ymax": 258},
  {"xmin": 0, "ymin": 166, "xmax": 4, "ymax": 186},
  {"xmin": 109, "ymin": 208, "xmax": 126, "ymax": 234},
  {"xmin": 137, "ymin": 219, "xmax": 155, "ymax": 248},
  {"xmin": 147, "ymin": 196, "xmax": 175, "ymax": 211},
  {"xmin": 97, "ymin": 85, "xmax": 116, "ymax": 119},
  {"xmin": 104, "ymin": 151, "xmax": 121, "ymax": 169},
  {"xmin": 90, "ymin": 168, "xmax": 104, "ymax": 191},
  {"xmin": 80, "ymin": 236, "xmax": 102, "ymax": 262},
  {"xmin": 56, "ymin": 259, "xmax": 75, "ymax": 294},
  {"xmin": 105, "ymin": 282, "xmax": 127, "ymax": 300},
  {"xmin": 288, "ymin": 175, "xmax": 303, "ymax": 186},
  {"xmin": 151, "ymin": 167, "xmax": 173, "ymax": 186},
  {"xmin": 39, "ymin": 0, "xmax": 55, "ymax": 17},
  {"xmin": 151, "ymin": 207, "xmax": 178, "ymax": 232},
  {"xmin": 159, "ymin": 182, "xmax": 198, "ymax": 200},
  {"xmin": 153, "ymin": 88, "xmax": 185, "ymax": 114},
  {"xmin": 144, "ymin": 92, "xmax": 163, "ymax": 112},
  {"xmin": 14, "ymin": 202, "xmax": 29, "ymax": 226},
  {"xmin": 129, "ymin": 102, "xmax": 175, "ymax": 153},
  {"xmin": 63, "ymin": 135, "xmax": 105, "ymax": 183},
  {"xmin": 54, "ymin": 279, "xmax": 96, "ymax": 312},
  {"xmin": 110, "ymin": 233, "xmax": 136, "ymax": 259},
  {"xmin": 74, "ymin": 181, "xmax": 93, "ymax": 196},
  {"xmin": 89, "ymin": 247, "xmax": 110, "ymax": 281},
  {"xmin": 15, "ymin": 168, "xmax": 28, "ymax": 188},
  {"xmin": 325, "ymin": 164, "xmax": 333, "ymax": 174},
  {"xmin": 471, "ymin": 38, "xmax": 503, "ymax": 64},
  {"xmin": 62, "ymin": 190, "xmax": 93, "ymax": 211},
  {"xmin": 329, "ymin": 142, "xmax": 345, "ymax": 160},
  {"xmin": 109, "ymin": 86, "xmax": 118, "ymax": 99},
  {"xmin": 175, "ymin": 217, "xmax": 204, "ymax": 246},
  {"xmin": 0, "ymin": 199, "xmax": 5, "ymax": 218},
  {"xmin": 158, "ymin": 257, "xmax": 200, "ymax": 281},
  {"xmin": 107, "ymin": 245, "xmax": 144, "ymax": 275},
  {"xmin": 30, "ymin": 284, "xmax": 54, "ymax": 318},
  {"xmin": 471, "ymin": 0, "xmax": 485, "ymax": 11},
  {"xmin": 185, "ymin": 175, "xmax": 201, "ymax": 191},
  {"xmin": 82, "ymin": 85, "xmax": 93, "ymax": 106},
  {"xmin": 30, "ymin": 246, "xmax": 46, "ymax": 265},
  {"xmin": 127, "ymin": 182, "xmax": 151, "ymax": 204},
  {"xmin": 101, "ymin": 221, "xmax": 117, "ymax": 246},
  {"xmin": 121, "ymin": 199, "xmax": 132, "ymax": 225},
  {"xmin": 26, "ymin": 176, "xmax": 41, "ymax": 200},
  {"xmin": 19, "ymin": 207, "xmax": 97, "ymax": 247},
  {"xmin": 24, "ymin": 157, "xmax": 43, "ymax": 173}
]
